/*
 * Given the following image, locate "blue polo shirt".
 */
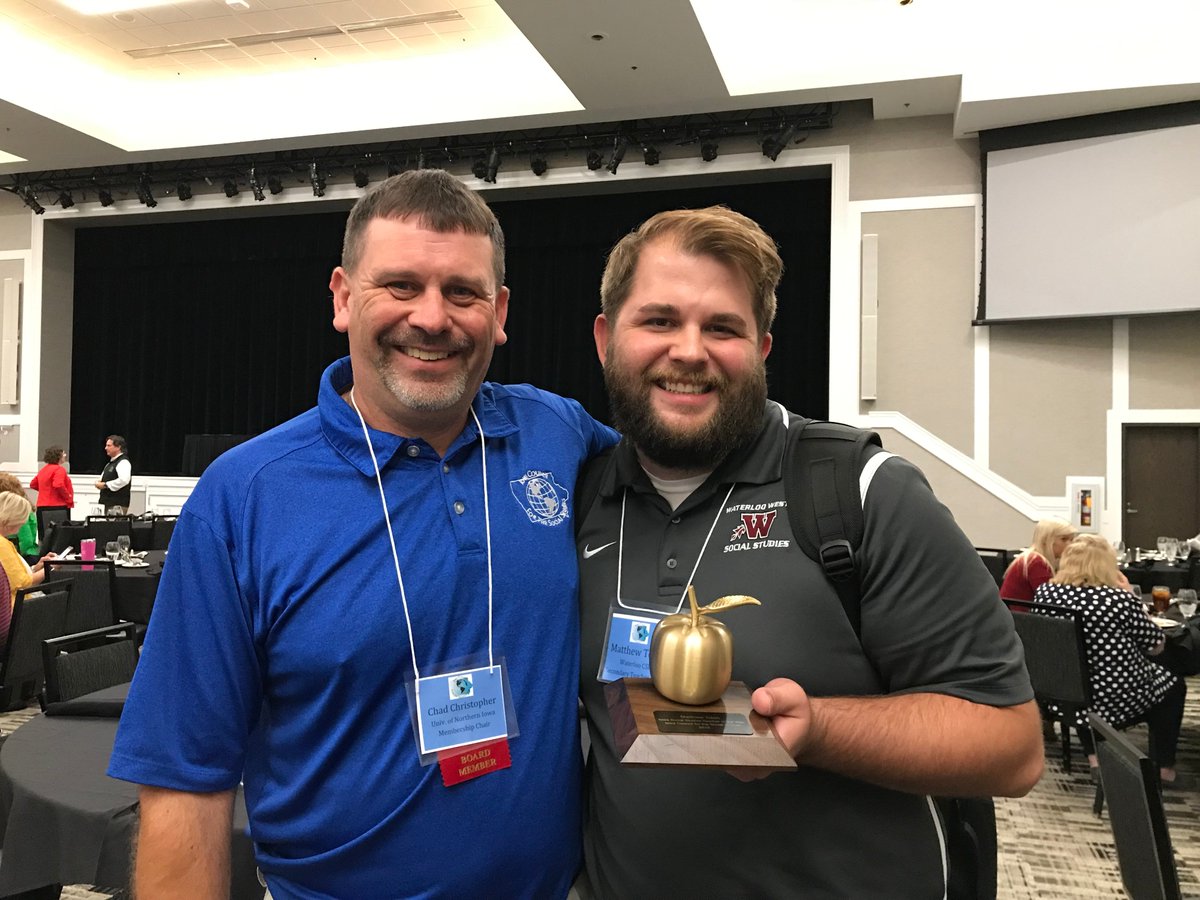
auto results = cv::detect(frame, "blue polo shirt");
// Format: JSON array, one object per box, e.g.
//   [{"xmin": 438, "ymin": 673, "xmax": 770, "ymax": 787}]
[{"xmin": 110, "ymin": 357, "xmax": 618, "ymax": 898}]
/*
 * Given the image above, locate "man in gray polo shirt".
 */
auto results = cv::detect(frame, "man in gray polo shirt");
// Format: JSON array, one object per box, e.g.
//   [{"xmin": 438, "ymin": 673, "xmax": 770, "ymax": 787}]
[{"xmin": 576, "ymin": 206, "xmax": 1044, "ymax": 898}]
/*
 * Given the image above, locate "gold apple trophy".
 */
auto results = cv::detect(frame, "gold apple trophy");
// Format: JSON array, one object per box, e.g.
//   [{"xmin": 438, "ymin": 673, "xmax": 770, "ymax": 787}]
[{"xmin": 604, "ymin": 586, "xmax": 798, "ymax": 771}]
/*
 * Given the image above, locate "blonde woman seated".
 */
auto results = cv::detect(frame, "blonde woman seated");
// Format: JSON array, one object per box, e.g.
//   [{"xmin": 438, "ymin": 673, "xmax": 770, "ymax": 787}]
[
  {"xmin": 1034, "ymin": 534, "xmax": 1189, "ymax": 788},
  {"xmin": 1000, "ymin": 518, "xmax": 1076, "ymax": 601},
  {"xmin": 0, "ymin": 492, "xmax": 53, "ymax": 608}
]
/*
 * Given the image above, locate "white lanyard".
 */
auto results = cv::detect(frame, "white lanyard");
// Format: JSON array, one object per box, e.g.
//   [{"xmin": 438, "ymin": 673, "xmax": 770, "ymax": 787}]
[
  {"xmin": 349, "ymin": 389, "xmax": 495, "ymax": 682},
  {"xmin": 615, "ymin": 481, "xmax": 737, "ymax": 616}
]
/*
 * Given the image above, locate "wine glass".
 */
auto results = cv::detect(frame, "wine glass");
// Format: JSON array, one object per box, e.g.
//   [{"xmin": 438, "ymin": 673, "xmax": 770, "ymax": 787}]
[
  {"xmin": 1113, "ymin": 540, "xmax": 1127, "ymax": 565},
  {"xmin": 104, "ymin": 541, "xmax": 119, "ymax": 562},
  {"xmin": 1177, "ymin": 589, "xmax": 1198, "ymax": 619},
  {"xmin": 1156, "ymin": 536, "xmax": 1170, "ymax": 560},
  {"xmin": 116, "ymin": 534, "xmax": 131, "ymax": 562}
]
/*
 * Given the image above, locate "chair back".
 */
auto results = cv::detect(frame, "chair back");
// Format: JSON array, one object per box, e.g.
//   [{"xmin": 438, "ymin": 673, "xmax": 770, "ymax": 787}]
[
  {"xmin": 151, "ymin": 515, "xmax": 178, "ymax": 550},
  {"xmin": 43, "ymin": 559, "xmax": 117, "ymax": 633},
  {"xmin": 41, "ymin": 622, "xmax": 139, "ymax": 705},
  {"xmin": 1007, "ymin": 600, "xmax": 1091, "ymax": 709},
  {"xmin": 85, "ymin": 517, "xmax": 133, "ymax": 548},
  {"xmin": 0, "ymin": 583, "xmax": 72, "ymax": 710},
  {"xmin": 1089, "ymin": 713, "xmax": 1182, "ymax": 900},
  {"xmin": 35, "ymin": 505, "xmax": 72, "ymax": 542},
  {"xmin": 975, "ymin": 547, "xmax": 1012, "ymax": 588}
]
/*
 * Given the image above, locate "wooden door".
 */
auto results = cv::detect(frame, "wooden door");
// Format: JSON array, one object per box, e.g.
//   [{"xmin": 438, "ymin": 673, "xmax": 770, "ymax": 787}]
[{"xmin": 1122, "ymin": 425, "xmax": 1199, "ymax": 550}]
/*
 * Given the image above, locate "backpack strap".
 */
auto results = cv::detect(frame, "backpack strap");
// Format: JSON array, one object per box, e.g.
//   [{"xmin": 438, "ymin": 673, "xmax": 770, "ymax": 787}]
[
  {"xmin": 573, "ymin": 447, "xmax": 616, "ymax": 537},
  {"xmin": 784, "ymin": 419, "xmax": 882, "ymax": 639}
]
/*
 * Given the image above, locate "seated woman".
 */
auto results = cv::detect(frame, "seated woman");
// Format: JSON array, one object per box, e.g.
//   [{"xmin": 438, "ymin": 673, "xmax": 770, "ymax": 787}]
[
  {"xmin": 0, "ymin": 492, "xmax": 52, "ymax": 608},
  {"xmin": 1034, "ymin": 534, "xmax": 1189, "ymax": 788},
  {"xmin": 0, "ymin": 472, "xmax": 39, "ymax": 560},
  {"xmin": 1001, "ymin": 518, "xmax": 1076, "ymax": 601}
]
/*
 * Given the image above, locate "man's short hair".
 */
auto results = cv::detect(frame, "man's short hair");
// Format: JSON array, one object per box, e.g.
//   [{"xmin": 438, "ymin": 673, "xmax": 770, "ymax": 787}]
[
  {"xmin": 341, "ymin": 169, "xmax": 506, "ymax": 291},
  {"xmin": 107, "ymin": 435, "xmax": 127, "ymax": 452},
  {"xmin": 600, "ymin": 206, "xmax": 783, "ymax": 338}
]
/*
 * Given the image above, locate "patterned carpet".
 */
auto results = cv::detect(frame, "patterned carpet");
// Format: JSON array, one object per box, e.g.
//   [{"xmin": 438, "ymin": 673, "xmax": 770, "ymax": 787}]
[{"xmin": 2, "ymin": 676, "xmax": 1198, "ymax": 898}]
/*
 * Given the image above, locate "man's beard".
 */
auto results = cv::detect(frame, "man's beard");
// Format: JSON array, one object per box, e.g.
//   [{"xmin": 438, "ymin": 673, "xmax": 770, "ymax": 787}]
[
  {"xmin": 372, "ymin": 328, "xmax": 473, "ymax": 412},
  {"xmin": 604, "ymin": 354, "xmax": 767, "ymax": 473}
]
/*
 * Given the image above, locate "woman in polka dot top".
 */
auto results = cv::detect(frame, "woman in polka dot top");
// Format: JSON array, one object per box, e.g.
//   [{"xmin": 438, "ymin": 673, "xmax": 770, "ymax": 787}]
[{"xmin": 1034, "ymin": 534, "xmax": 1189, "ymax": 788}]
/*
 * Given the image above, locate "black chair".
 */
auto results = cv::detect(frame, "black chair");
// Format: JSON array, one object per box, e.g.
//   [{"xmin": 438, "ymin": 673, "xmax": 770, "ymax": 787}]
[
  {"xmin": 151, "ymin": 515, "xmax": 178, "ymax": 550},
  {"xmin": 975, "ymin": 547, "xmax": 1012, "ymax": 588},
  {"xmin": 40, "ymin": 622, "xmax": 138, "ymax": 706},
  {"xmin": 1005, "ymin": 600, "xmax": 1091, "ymax": 773},
  {"xmin": 42, "ymin": 559, "xmax": 118, "ymax": 635},
  {"xmin": 84, "ymin": 516, "xmax": 133, "ymax": 550},
  {"xmin": 1088, "ymin": 712, "xmax": 1182, "ymax": 900},
  {"xmin": 0, "ymin": 583, "xmax": 73, "ymax": 711},
  {"xmin": 35, "ymin": 505, "xmax": 71, "ymax": 542}
]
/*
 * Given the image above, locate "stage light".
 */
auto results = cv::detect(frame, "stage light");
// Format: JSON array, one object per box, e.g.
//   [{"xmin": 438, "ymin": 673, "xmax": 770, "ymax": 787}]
[
  {"xmin": 18, "ymin": 185, "xmax": 44, "ymax": 215},
  {"xmin": 484, "ymin": 147, "xmax": 500, "ymax": 183},
  {"xmin": 353, "ymin": 165, "xmax": 369, "ymax": 188},
  {"xmin": 57, "ymin": 191, "xmax": 75, "ymax": 209},
  {"xmin": 248, "ymin": 167, "xmax": 265, "ymax": 201},
  {"xmin": 309, "ymin": 162, "xmax": 325, "ymax": 197},
  {"xmin": 586, "ymin": 150, "xmax": 602, "ymax": 171},
  {"xmin": 267, "ymin": 174, "xmax": 283, "ymax": 195},
  {"xmin": 642, "ymin": 144, "xmax": 660, "ymax": 166},
  {"xmin": 98, "ymin": 189, "xmax": 114, "ymax": 207},
  {"xmin": 136, "ymin": 173, "xmax": 157, "ymax": 208},
  {"xmin": 607, "ymin": 136, "xmax": 628, "ymax": 175},
  {"xmin": 530, "ymin": 153, "xmax": 547, "ymax": 176},
  {"xmin": 701, "ymin": 142, "xmax": 719, "ymax": 162},
  {"xmin": 176, "ymin": 180, "xmax": 193, "ymax": 201},
  {"xmin": 762, "ymin": 123, "xmax": 798, "ymax": 162},
  {"xmin": 471, "ymin": 156, "xmax": 488, "ymax": 180},
  {"xmin": 223, "ymin": 177, "xmax": 239, "ymax": 198}
]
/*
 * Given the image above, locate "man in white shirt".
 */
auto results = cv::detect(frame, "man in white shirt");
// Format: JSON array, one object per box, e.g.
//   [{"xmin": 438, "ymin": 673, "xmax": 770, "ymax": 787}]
[{"xmin": 95, "ymin": 434, "xmax": 132, "ymax": 513}]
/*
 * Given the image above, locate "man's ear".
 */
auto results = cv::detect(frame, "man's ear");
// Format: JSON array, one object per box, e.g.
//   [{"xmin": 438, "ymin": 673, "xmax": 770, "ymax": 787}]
[
  {"xmin": 493, "ymin": 286, "xmax": 510, "ymax": 347},
  {"xmin": 594, "ymin": 314, "xmax": 610, "ymax": 365},
  {"xmin": 330, "ymin": 267, "xmax": 351, "ymax": 333},
  {"xmin": 760, "ymin": 330, "xmax": 773, "ymax": 361}
]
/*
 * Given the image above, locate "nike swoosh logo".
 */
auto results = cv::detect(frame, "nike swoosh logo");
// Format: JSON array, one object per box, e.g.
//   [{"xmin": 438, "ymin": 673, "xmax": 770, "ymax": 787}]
[{"xmin": 582, "ymin": 542, "xmax": 616, "ymax": 559}]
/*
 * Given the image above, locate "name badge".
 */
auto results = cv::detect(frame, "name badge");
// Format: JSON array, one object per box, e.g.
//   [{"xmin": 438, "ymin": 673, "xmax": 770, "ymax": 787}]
[
  {"xmin": 415, "ymin": 665, "xmax": 508, "ymax": 755},
  {"xmin": 597, "ymin": 610, "xmax": 661, "ymax": 683}
]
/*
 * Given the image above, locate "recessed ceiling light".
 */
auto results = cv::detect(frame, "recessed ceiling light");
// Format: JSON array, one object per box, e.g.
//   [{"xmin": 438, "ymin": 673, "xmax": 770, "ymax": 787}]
[
  {"xmin": 226, "ymin": 0, "xmax": 249, "ymax": 9},
  {"xmin": 61, "ymin": 0, "xmax": 181, "ymax": 14}
]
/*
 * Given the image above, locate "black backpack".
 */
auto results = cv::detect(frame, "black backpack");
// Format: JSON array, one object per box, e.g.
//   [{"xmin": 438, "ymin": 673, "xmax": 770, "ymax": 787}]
[{"xmin": 576, "ymin": 419, "xmax": 997, "ymax": 900}]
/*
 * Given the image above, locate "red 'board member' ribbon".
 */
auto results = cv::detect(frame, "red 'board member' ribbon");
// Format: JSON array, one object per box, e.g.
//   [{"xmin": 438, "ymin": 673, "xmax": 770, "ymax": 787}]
[{"xmin": 438, "ymin": 738, "xmax": 512, "ymax": 787}]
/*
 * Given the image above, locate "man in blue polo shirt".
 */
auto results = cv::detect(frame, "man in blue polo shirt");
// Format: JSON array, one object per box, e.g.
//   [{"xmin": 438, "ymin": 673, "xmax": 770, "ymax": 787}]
[{"xmin": 109, "ymin": 169, "xmax": 617, "ymax": 897}]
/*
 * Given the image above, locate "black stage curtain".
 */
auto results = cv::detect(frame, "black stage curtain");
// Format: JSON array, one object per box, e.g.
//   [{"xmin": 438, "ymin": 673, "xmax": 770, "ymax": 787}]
[{"xmin": 70, "ymin": 178, "xmax": 829, "ymax": 474}]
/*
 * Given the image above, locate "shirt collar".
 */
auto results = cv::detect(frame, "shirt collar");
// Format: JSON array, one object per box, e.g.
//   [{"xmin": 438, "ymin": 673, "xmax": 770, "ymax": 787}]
[
  {"xmin": 602, "ymin": 400, "xmax": 789, "ymax": 502},
  {"xmin": 318, "ymin": 356, "xmax": 518, "ymax": 476}
]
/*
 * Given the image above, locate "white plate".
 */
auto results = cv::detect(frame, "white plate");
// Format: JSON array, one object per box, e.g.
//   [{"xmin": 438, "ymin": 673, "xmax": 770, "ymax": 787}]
[
  {"xmin": 117, "ymin": 560, "xmax": 150, "ymax": 568},
  {"xmin": 1150, "ymin": 615, "xmax": 1178, "ymax": 628}
]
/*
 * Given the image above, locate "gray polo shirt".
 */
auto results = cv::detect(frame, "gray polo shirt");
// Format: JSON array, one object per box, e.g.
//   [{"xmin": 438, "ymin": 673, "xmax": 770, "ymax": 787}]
[{"xmin": 577, "ymin": 403, "xmax": 1032, "ymax": 898}]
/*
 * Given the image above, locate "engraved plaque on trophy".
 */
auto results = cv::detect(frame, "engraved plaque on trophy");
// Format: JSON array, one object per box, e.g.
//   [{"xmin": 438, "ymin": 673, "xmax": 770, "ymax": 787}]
[{"xmin": 604, "ymin": 587, "xmax": 797, "ymax": 771}]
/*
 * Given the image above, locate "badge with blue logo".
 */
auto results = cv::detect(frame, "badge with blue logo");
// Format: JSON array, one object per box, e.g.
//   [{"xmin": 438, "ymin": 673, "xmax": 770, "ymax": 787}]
[
  {"xmin": 509, "ymin": 470, "xmax": 569, "ymax": 527},
  {"xmin": 415, "ymin": 664, "xmax": 508, "ymax": 756},
  {"xmin": 597, "ymin": 610, "xmax": 662, "ymax": 682}
]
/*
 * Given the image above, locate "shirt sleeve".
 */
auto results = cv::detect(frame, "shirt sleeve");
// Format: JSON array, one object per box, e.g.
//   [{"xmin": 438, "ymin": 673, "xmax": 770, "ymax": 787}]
[
  {"xmin": 857, "ymin": 457, "xmax": 1033, "ymax": 707},
  {"xmin": 60, "ymin": 470, "xmax": 74, "ymax": 506},
  {"xmin": 107, "ymin": 459, "xmax": 132, "ymax": 492},
  {"xmin": 1026, "ymin": 555, "xmax": 1054, "ymax": 591},
  {"xmin": 108, "ymin": 505, "xmax": 262, "ymax": 791}
]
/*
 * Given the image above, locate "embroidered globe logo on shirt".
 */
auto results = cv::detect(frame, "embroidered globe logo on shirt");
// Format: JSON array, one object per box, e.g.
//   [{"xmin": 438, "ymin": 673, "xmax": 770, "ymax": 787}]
[{"xmin": 509, "ymin": 470, "xmax": 569, "ymax": 526}]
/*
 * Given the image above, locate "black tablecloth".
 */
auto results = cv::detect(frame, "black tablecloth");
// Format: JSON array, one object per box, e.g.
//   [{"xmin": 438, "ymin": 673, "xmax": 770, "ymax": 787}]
[
  {"xmin": 46, "ymin": 521, "xmax": 156, "ymax": 555},
  {"xmin": 112, "ymin": 550, "xmax": 166, "ymax": 624},
  {"xmin": 1120, "ymin": 558, "xmax": 1196, "ymax": 593},
  {"xmin": 0, "ymin": 684, "xmax": 262, "ymax": 898}
]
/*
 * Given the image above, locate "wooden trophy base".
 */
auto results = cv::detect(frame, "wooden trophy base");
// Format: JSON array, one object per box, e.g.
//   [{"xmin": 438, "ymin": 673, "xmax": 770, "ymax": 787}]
[{"xmin": 604, "ymin": 677, "xmax": 797, "ymax": 771}]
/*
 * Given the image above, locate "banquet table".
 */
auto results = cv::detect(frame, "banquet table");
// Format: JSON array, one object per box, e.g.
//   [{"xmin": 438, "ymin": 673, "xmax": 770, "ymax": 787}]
[
  {"xmin": 0, "ymin": 684, "xmax": 263, "ymax": 899},
  {"xmin": 112, "ymin": 549, "xmax": 165, "ymax": 624},
  {"xmin": 45, "ymin": 520, "xmax": 156, "ymax": 555},
  {"xmin": 1119, "ymin": 556, "xmax": 1195, "ymax": 593},
  {"xmin": 1156, "ymin": 603, "xmax": 1200, "ymax": 677}
]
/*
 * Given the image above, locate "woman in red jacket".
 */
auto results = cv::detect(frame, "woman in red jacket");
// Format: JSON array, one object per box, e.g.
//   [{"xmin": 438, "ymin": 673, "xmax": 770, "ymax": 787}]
[
  {"xmin": 29, "ymin": 445, "xmax": 74, "ymax": 509},
  {"xmin": 1001, "ymin": 518, "xmax": 1076, "ymax": 601}
]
